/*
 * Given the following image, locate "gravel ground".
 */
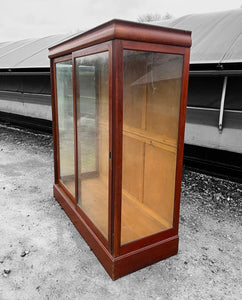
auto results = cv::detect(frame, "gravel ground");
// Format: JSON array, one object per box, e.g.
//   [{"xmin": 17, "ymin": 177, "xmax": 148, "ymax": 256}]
[{"xmin": 0, "ymin": 124, "xmax": 241, "ymax": 300}]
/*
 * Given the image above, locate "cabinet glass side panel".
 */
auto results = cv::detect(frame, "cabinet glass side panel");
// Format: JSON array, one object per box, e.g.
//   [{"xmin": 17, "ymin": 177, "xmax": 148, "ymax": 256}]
[
  {"xmin": 121, "ymin": 50, "xmax": 183, "ymax": 245},
  {"xmin": 75, "ymin": 52, "xmax": 109, "ymax": 239},
  {"xmin": 56, "ymin": 60, "xmax": 75, "ymax": 196}
]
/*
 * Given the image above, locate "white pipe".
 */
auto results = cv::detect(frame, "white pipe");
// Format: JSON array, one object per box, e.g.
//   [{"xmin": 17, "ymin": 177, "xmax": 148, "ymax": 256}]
[{"xmin": 219, "ymin": 76, "xmax": 228, "ymax": 132}]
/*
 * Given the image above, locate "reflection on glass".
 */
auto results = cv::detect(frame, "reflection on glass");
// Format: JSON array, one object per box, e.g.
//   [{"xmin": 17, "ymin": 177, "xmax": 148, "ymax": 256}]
[
  {"xmin": 76, "ymin": 52, "xmax": 109, "ymax": 239},
  {"xmin": 121, "ymin": 50, "xmax": 183, "ymax": 244},
  {"xmin": 56, "ymin": 60, "xmax": 75, "ymax": 196}
]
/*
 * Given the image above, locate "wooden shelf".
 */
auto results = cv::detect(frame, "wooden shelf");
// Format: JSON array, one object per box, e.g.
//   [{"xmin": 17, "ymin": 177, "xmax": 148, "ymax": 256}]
[
  {"xmin": 123, "ymin": 124, "xmax": 177, "ymax": 153},
  {"xmin": 60, "ymin": 177, "xmax": 173, "ymax": 245}
]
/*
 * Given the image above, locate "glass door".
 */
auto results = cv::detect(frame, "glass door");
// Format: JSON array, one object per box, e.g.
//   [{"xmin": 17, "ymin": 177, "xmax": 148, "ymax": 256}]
[
  {"xmin": 55, "ymin": 59, "xmax": 75, "ymax": 197},
  {"xmin": 75, "ymin": 51, "xmax": 110, "ymax": 240},
  {"xmin": 121, "ymin": 49, "xmax": 184, "ymax": 245}
]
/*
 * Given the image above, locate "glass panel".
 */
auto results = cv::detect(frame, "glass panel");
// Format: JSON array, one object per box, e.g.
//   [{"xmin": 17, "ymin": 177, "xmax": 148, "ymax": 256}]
[
  {"xmin": 121, "ymin": 50, "xmax": 183, "ymax": 244},
  {"xmin": 56, "ymin": 60, "xmax": 75, "ymax": 196},
  {"xmin": 76, "ymin": 52, "xmax": 109, "ymax": 239}
]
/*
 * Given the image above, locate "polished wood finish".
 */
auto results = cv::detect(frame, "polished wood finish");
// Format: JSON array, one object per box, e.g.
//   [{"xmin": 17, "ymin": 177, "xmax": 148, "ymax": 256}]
[
  {"xmin": 112, "ymin": 39, "xmax": 123, "ymax": 257},
  {"xmin": 49, "ymin": 19, "xmax": 191, "ymax": 280},
  {"xmin": 49, "ymin": 19, "xmax": 191, "ymax": 58},
  {"xmin": 54, "ymin": 183, "xmax": 178, "ymax": 280}
]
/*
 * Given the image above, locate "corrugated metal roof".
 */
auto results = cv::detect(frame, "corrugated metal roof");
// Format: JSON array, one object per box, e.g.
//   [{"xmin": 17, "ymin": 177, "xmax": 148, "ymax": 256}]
[
  {"xmin": 1, "ymin": 9, "xmax": 242, "ymax": 69},
  {"xmin": 156, "ymin": 9, "xmax": 242, "ymax": 64},
  {"xmin": 0, "ymin": 34, "xmax": 69, "ymax": 69}
]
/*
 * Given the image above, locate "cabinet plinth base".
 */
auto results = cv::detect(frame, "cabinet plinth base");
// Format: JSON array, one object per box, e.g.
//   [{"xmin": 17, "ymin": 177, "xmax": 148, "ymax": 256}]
[{"xmin": 54, "ymin": 184, "xmax": 179, "ymax": 280}]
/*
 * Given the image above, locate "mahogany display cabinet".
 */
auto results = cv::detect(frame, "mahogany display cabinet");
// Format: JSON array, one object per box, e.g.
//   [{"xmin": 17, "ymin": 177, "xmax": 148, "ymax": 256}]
[{"xmin": 49, "ymin": 19, "xmax": 191, "ymax": 280}]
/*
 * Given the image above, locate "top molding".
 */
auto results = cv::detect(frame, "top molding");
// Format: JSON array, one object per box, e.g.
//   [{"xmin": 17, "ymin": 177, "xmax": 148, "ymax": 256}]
[{"xmin": 48, "ymin": 19, "xmax": 192, "ymax": 59}]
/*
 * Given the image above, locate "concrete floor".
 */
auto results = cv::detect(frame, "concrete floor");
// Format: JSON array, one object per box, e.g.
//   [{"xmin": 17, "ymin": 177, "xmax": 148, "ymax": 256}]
[{"xmin": 0, "ymin": 124, "xmax": 241, "ymax": 300}]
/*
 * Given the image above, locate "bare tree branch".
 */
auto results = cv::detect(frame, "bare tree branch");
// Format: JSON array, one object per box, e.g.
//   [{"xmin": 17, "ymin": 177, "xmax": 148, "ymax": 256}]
[{"xmin": 137, "ymin": 13, "xmax": 172, "ymax": 23}]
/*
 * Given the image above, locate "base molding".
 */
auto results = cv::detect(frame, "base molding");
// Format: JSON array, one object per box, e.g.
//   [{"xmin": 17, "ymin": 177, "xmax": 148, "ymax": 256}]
[{"xmin": 54, "ymin": 184, "xmax": 179, "ymax": 280}]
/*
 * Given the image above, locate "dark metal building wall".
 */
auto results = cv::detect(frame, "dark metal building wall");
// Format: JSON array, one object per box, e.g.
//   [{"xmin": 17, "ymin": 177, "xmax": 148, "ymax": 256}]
[{"xmin": 0, "ymin": 74, "xmax": 51, "ymax": 94}]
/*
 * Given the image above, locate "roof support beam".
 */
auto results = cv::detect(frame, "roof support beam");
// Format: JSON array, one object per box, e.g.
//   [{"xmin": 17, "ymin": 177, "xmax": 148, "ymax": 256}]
[
  {"xmin": 0, "ymin": 71, "xmax": 50, "ymax": 76},
  {"xmin": 190, "ymin": 70, "xmax": 242, "ymax": 76}
]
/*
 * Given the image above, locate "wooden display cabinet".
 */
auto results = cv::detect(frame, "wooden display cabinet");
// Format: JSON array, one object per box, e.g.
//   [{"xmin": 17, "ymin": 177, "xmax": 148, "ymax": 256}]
[{"xmin": 49, "ymin": 19, "xmax": 191, "ymax": 280}]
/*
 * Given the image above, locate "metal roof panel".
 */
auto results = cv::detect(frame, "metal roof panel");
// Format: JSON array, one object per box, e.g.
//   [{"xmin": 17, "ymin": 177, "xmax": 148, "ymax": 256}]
[
  {"xmin": 1, "ymin": 10, "xmax": 242, "ymax": 69},
  {"xmin": 156, "ymin": 9, "xmax": 242, "ymax": 64},
  {"xmin": 0, "ymin": 35, "xmax": 68, "ymax": 69}
]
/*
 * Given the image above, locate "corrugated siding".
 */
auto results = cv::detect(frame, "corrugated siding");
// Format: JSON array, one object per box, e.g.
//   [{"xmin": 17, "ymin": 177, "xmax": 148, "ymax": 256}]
[
  {"xmin": 155, "ymin": 9, "xmax": 242, "ymax": 64},
  {"xmin": 0, "ymin": 35, "xmax": 69, "ymax": 69},
  {"xmin": 1, "ymin": 10, "xmax": 242, "ymax": 68}
]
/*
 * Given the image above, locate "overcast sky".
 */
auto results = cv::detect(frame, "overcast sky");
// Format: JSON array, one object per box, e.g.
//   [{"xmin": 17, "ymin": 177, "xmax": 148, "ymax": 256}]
[{"xmin": 1, "ymin": 0, "xmax": 242, "ymax": 42}]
